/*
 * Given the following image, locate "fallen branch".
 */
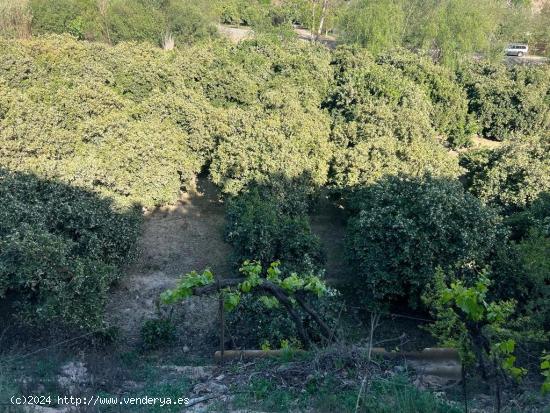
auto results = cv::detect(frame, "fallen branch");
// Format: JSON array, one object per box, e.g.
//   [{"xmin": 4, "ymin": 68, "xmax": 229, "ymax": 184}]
[{"xmin": 214, "ymin": 349, "xmax": 306, "ymax": 361}]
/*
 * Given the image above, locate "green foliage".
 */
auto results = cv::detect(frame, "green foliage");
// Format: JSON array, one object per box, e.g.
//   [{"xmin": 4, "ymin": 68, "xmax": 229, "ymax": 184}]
[
  {"xmin": 533, "ymin": 3, "xmax": 550, "ymax": 57},
  {"xmin": 376, "ymin": 49, "xmax": 474, "ymax": 147},
  {"xmin": 30, "ymin": 0, "xmax": 217, "ymax": 45},
  {"xmin": 339, "ymin": 0, "xmax": 406, "ymax": 54},
  {"xmin": 226, "ymin": 293, "xmax": 300, "ymax": 348},
  {"xmin": 105, "ymin": 0, "xmax": 165, "ymax": 44},
  {"xmin": 542, "ymin": 352, "xmax": 550, "ymax": 395},
  {"xmin": 215, "ymin": 0, "xmax": 271, "ymax": 27},
  {"xmin": 231, "ymin": 371, "xmax": 461, "ymax": 413},
  {"xmin": 506, "ymin": 192, "xmax": 550, "ymax": 240},
  {"xmin": 515, "ymin": 228, "xmax": 550, "ymax": 329},
  {"xmin": 326, "ymin": 47, "xmax": 461, "ymax": 189},
  {"xmin": 210, "ymin": 104, "xmax": 332, "ymax": 194},
  {"xmin": 338, "ymin": 0, "xmax": 506, "ymax": 66},
  {"xmin": 406, "ymin": 0, "xmax": 505, "ymax": 66},
  {"xmin": 460, "ymin": 135, "xmax": 550, "ymax": 212},
  {"xmin": 0, "ymin": 170, "xmax": 140, "ymax": 328},
  {"xmin": 0, "ymin": 36, "xmax": 209, "ymax": 208},
  {"xmin": 345, "ymin": 175, "xmax": 502, "ymax": 307},
  {"xmin": 226, "ymin": 279, "xmax": 341, "ymax": 349},
  {"xmin": 161, "ymin": 269, "xmax": 214, "ymax": 304},
  {"xmin": 163, "ymin": 0, "xmax": 218, "ymax": 45},
  {"xmin": 163, "ymin": 261, "xmax": 334, "ymax": 348},
  {"xmin": 359, "ymin": 375, "xmax": 462, "ymax": 413},
  {"xmin": 140, "ymin": 318, "xmax": 176, "ymax": 350},
  {"xmin": 459, "ymin": 62, "xmax": 550, "ymax": 142},
  {"xmin": 225, "ymin": 182, "xmax": 324, "ymax": 273},
  {"xmin": 426, "ymin": 268, "xmax": 526, "ymax": 380},
  {"xmin": 30, "ymin": 0, "xmax": 101, "ymax": 40},
  {"xmin": 487, "ymin": 193, "xmax": 550, "ymax": 332}
]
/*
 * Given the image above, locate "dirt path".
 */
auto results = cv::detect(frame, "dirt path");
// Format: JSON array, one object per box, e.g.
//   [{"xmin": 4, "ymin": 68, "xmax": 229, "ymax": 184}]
[
  {"xmin": 106, "ymin": 177, "xmax": 233, "ymax": 348},
  {"xmin": 294, "ymin": 26, "xmax": 337, "ymax": 49},
  {"xmin": 217, "ymin": 24, "xmax": 337, "ymax": 49},
  {"xmin": 216, "ymin": 24, "xmax": 254, "ymax": 43}
]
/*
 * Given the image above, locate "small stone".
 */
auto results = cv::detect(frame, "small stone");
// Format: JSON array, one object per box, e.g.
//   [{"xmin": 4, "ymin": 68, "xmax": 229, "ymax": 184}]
[
  {"xmin": 193, "ymin": 381, "xmax": 228, "ymax": 394},
  {"xmin": 57, "ymin": 361, "xmax": 89, "ymax": 392},
  {"xmin": 160, "ymin": 365, "xmax": 215, "ymax": 380},
  {"xmin": 393, "ymin": 365, "xmax": 406, "ymax": 373}
]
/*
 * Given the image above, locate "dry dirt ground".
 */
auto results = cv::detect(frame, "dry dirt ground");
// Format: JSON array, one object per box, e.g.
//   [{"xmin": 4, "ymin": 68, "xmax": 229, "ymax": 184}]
[
  {"xmin": 105, "ymin": 178, "xmax": 351, "ymax": 350},
  {"xmin": 217, "ymin": 24, "xmax": 337, "ymax": 49},
  {"xmin": 216, "ymin": 25, "xmax": 254, "ymax": 43},
  {"xmin": 106, "ymin": 177, "xmax": 233, "ymax": 350}
]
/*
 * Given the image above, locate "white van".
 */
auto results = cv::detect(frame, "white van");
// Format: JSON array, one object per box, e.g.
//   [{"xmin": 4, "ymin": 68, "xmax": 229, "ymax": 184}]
[{"xmin": 505, "ymin": 44, "xmax": 529, "ymax": 57}]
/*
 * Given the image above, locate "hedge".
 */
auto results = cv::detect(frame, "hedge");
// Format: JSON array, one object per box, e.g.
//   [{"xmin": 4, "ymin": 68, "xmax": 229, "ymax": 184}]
[
  {"xmin": 345, "ymin": 175, "xmax": 503, "ymax": 307},
  {"xmin": 0, "ymin": 170, "xmax": 140, "ymax": 327},
  {"xmin": 460, "ymin": 134, "xmax": 550, "ymax": 213},
  {"xmin": 376, "ymin": 49, "xmax": 474, "ymax": 147},
  {"xmin": 459, "ymin": 61, "xmax": 550, "ymax": 142}
]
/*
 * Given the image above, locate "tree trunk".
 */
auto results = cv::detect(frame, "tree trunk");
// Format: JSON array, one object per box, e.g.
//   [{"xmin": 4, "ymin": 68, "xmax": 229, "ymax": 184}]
[{"xmin": 316, "ymin": 0, "xmax": 330, "ymax": 40}]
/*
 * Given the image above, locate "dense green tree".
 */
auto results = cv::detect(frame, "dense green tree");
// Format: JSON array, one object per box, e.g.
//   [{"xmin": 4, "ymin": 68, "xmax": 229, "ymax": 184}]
[
  {"xmin": 339, "ymin": 0, "xmax": 405, "ymax": 54},
  {"xmin": 0, "ymin": 170, "xmax": 140, "ymax": 327},
  {"xmin": 345, "ymin": 175, "xmax": 503, "ymax": 307},
  {"xmin": 326, "ymin": 47, "xmax": 460, "ymax": 189},
  {"xmin": 405, "ymin": 0, "xmax": 505, "ymax": 66},
  {"xmin": 337, "ymin": 0, "xmax": 507, "ymax": 66},
  {"xmin": 30, "ymin": 0, "xmax": 218, "ymax": 45},
  {"xmin": 376, "ymin": 49, "xmax": 474, "ymax": 147},
  {"xmin": 532, "ymin": 3, "xmax": 550, "ymax": 56},
  {"xmin": 225, "ymin": 180, "xmax": 324, "ymax": 274},
  {"xmin": 0, "ymin": 36, "xmax": 212, "ymax": 208},
  {"xmin": 460, "ymin": 135, "xmax": 550, "ymax": 212},
  {"xmin": 30, "ymin": 0, "xmax": 106, "ymax": 40},
  {"xmin": 458, "ymin": 61, "xmax": 550, "ymax": 142}
]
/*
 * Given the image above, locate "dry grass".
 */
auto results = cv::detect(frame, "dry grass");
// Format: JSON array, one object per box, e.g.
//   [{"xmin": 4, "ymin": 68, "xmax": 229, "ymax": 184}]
[
  {"xmin": 470, "ymin": 136, "xmax": 504, "ymax": 150},
  {"xmin": 0, "ymin": 0, "xmax": 32, "ymax": 39}
]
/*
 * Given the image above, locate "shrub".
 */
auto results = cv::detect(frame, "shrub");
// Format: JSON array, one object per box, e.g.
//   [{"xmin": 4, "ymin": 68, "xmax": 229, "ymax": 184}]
[
  {"xmin": 225, "ymin": 289, "xmax": 342, "ymax": 349},
  {"xmin": 225, "ymin": 294, "xmax": 300, "ymax": 349},
  {"xmin": 225, "ymin": 181, "xmax": 324, "ymax": 274},
  {"xmin": 459, "ymin": 62, "xmax": 550, "ymax": 141},
  {"xmin": 197, "ymin": 37, "xmax": 333, "ymax": 109},
  {"xmin": 0, "ymin": 170, "xmax": 140, "ymax": 328},
  {"xmin": 326, "ymin": 47, "xmax": 461, "ymax": 189},
  {"xmin": 329, "ymin": 101, "xmax": 461, "ymax": 189},
  {"xmin": 515, "ymin": 230, "xmax": 550, "ymax": 330},
  {"xmin": 210, "ymin": 103, "xmax": 332, "ymax": 194},
  {"xmin": 30, "ymin": 0, "xmax": 217, "ymax": 45},
  {"xmin": 0, "ymin": 87, "xmax": 203, "ymax": 208},
  {"xmin": 376, "ymin": 49, "xmax": 474, "ymax": 147},
  {"xmin": 104, "ymin": 0, "xmax": 164, "ymax": 44},
  {"xmin": 215, "ymin": 0, "xmax": 270, "ymax": 27},
  {"xmin": 460, "ymin": 134, "xmax": 550, "ymax": 213},
  {"xmin": 0, "ymin": 37, "xmax": 210, "ymax": 208},
  {"xmin": 345, "ymin": 175, "xmax": 502, "ymax": 307},
  {"xmin": 326, "ymin": 47, "xmax": 433, "ymax": 118},
  {"xmin": 338, "ymin": 0, "xmax": 406, "ymax": 54},
  {"xmin": 505, "ymin": 192, "xmax": 550, "ymax": 240},
  {"xmin": 30, "ymin": 0, "xmax": 102, "ymax": 40},
  {"xmin": 492, "ymin": 195, "xmax": 550, "ymax": 330},
  {"xmin": 163, "ymin": 0, "xmax": 217, "ymax": 45},
  {"xmin": 140, "ymin": 318, "xmax": 176, "ymax": 350}
]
